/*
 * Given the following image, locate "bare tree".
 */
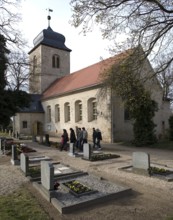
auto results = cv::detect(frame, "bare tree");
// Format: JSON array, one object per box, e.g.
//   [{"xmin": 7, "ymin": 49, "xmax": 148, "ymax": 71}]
[
  {"xmin": 0, "ymin": 0, "xmax": 27, "ymax": 48},
  {"xmin": 7, "ymin": 51, "xmax": 29, "ymax": 91},
  {"xmin": 0, "ymin": 0, "xmax": 29, "ymax": 91},
  {"xmin": 156, "ymin": 59, "xmax": 173, "ymax": 101},
  {"xmin": 70, "ymin": 0, "xmax": 173, "ymax": 73}
]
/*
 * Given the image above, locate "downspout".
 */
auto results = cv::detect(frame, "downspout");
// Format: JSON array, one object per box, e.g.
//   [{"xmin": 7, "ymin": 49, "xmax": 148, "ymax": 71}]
[{"xmin": 110, "ymin": 88, "xmax": 114, "ymax": 143}]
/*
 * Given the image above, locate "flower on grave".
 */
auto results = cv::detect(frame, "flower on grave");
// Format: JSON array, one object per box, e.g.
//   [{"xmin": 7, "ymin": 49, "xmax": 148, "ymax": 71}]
[
  {"xmin": 64, "ymin": 180, "xmax": 91, "ymax": 194},
  {"xmin": 54, "ymin": 181, "xmax": 60, "ymax": 190}
]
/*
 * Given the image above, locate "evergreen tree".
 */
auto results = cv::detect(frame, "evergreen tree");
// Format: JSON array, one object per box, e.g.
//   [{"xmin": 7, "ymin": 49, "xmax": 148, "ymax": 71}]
[
  {"xmin": 0, "ymin": 34, "xmax": 9, "ymax": 91},
  {"xmin": 0, "ymin": 34, "xmax": 30, "ymax": 128}
]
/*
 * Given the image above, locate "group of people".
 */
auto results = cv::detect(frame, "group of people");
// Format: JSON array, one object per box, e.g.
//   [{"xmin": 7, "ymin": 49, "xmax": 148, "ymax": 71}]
[{"xmin": 60, "ymin": 127, "xmax": 102, "ymax": 151}]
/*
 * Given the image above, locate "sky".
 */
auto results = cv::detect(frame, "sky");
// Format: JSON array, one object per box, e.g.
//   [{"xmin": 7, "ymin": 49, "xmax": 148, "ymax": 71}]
[{"xmin": 20, "ymin": 0, "xmax": 111, "ymax": 73}]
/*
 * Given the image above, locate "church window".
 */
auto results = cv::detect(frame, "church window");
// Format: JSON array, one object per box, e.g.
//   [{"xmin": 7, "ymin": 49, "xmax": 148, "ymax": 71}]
[
  {"xmin": 75, "ymin": 100, "xmax": 82, "ymax": 122},
  {"xmin": 47, "ymin": 105, "xmax": 51, "ymax": 122},
  {"xmin": 33, "ymin": 55, "xmax": 37, "ymax": 73},
  {"xmin": 55, "ymin": 104, "xmax": 60, "ymax": 122},
  {"xmin": 64, "ymin": 102, "xmax": 70, "ymax": 122},
  {"xmin": 88, "ymin": 98, "xmax": 97, "ymax": 121},
  {"xmin": 22, "ymin": 121, "xmax": 27, "ymax": 129},
  {"xmin": 52, "ymin": 54, "xmax": 60, "ymax": 68}
]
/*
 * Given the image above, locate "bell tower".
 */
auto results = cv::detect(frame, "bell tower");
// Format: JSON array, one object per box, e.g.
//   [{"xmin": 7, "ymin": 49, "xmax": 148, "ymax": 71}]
[{"xmin": 28, "ymin": 10, "xmax": 72, "ymax": 94}]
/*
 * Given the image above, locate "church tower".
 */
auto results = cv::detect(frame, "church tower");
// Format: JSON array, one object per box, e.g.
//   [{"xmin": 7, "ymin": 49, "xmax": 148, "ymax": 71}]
[{"xmin": 28, "ymin": 13, "xmax": 71, "ymax": 94}]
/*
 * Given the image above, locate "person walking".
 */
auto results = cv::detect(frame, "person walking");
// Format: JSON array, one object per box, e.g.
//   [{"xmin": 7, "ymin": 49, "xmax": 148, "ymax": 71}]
[
  {"xmin": 60, "ymin": 129, "xmax": 69, "ymax": 151},
  {"xmin": 81, "ymin": 127, "xmax": 88, "ymax": 151},
  {"xmin": 69, "ymin": 128, "xmax": 76, "ymax": 144},
  {"xmin": 92, "ymin": 128, "xmax": 97, "ymax": 149},
  {"xmin": 76, "ymin": 127, "xmax": 83, "ymax": 151},
  {"xmin": 96, "ymin": 128, "xmax": 102, "ymax": 150},
  {"xmin": 82, "ymin": 127, "xmax": 88, "ymax": 143}
]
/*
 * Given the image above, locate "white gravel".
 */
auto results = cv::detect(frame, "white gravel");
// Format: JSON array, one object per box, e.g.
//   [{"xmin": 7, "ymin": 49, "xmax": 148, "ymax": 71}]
[{"xmin": 0, "ymin": 157, "xmax": 29, "ymax": 195}]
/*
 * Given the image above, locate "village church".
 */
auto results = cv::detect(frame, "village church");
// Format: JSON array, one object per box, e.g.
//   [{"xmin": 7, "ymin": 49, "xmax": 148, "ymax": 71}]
[{"xmin": 13, "ymin": 17, "xmax": 172, "ymax": 143}]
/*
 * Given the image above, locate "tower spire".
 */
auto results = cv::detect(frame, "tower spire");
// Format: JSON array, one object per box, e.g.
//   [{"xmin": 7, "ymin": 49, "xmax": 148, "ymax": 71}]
[{"xmin": 46, "ymin": 8, "xmax": 53, "ymax": 27}]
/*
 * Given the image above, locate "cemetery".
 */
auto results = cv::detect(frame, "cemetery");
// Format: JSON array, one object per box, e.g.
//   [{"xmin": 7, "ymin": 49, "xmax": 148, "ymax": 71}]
[
  {"xmin": 3, "ymin": 136, "xmax": 173, "ymax": 217},
  {"xmin": 119, "ymin": 151, "xmax": 173, "ymax": 181}
]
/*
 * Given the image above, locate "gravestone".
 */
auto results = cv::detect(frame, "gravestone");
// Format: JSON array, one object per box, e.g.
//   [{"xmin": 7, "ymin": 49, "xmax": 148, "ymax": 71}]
[
  {"xmin": 132, "ymin": 152, "xmax": 150, "ymax": 170},
  {"xmin": 11, "ymin": 145, "xmax": 20, "ymax": 165},
  {"xmin": 39, "ymin": 135, "xmax": 43, "ymax": 144},
  {"xmin": 20, "ymin": 153, "xmax": 29, "ymax": 176},
  {"xmin": 41, "ymin": 161, "xmax": 54, "ymax": 191},
  {"xmin": 83, "ymin": 143, "xmax": 91, "ymax": 160},
  {"xmin": 68, "ymin": 143, "xmax": 75, "ymax": 156},
  {"xmin": 0, "ymin": 139, "xmax": 2, "ymax": 155}
]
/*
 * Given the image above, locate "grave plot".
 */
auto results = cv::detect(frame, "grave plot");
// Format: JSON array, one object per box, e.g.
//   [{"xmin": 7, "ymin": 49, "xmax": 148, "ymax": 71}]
[
  {"xmin": 33, "ymin": 160, "xmax": 132, "ymax": 214},
  {"xmin": 21, "ymin": 153, "xmax": 83, "ymax": 182},
  {"xmin": 119, "ymin": 151, "xmax": 173, "ymax": 182},
  {"xmin": 10, "ymin": 144, "xmax": 37, "ymax": 165},
  {"xmin": 20, "ymin": 153, "xmax": 52, "ymax": 178},
  {"xmin": 82, "ymin": 143, "xmax": 120, "ymax": 161}
]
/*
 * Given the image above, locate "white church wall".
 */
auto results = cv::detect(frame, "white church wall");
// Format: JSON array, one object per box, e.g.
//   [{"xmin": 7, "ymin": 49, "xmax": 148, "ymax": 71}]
[
  {"xmin": 13, "ymin": 113, "xmax": 44, "ymax": 136},
  {"xmin": 41, "ymin": 87, "xmax": 112, "ymax": 142}
]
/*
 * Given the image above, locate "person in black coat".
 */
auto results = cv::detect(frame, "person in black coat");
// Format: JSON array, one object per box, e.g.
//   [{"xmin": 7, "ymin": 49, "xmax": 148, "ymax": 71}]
[
  {"xmin": 92, "ymin": 128, "xmax": 97, "ymax": 149},
  {"xmin": 96, "ymin": 128, "xmax": 102, "ymax": 149},
  {"xmin": 69, "ymin": 128, "xmax": 76, "ymax": 144},
  {"xmin": 60, "ymin": 129, "xmax": 69, "ymax": 151}
]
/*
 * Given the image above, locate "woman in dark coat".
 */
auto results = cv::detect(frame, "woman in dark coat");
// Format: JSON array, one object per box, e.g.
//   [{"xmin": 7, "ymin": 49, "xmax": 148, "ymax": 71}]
[
  {"xmin": 60, "ymin": 129, "xmax": 69, "ymax": 151},
  {"xmin": 69, "ymin": 128, "xmax": 76, "ymax": 144}
]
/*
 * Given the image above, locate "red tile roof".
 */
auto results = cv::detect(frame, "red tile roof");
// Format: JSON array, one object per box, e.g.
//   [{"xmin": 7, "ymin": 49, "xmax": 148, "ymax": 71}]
[{"xmin": 42, "ymin": 49, "xmax": 133, "ymax": 100}]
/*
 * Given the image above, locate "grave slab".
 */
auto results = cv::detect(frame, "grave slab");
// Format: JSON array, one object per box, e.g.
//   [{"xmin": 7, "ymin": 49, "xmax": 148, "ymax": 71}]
[{"xmin": 33, "ymin": 173, "xmax": 131, "ymax": 214}]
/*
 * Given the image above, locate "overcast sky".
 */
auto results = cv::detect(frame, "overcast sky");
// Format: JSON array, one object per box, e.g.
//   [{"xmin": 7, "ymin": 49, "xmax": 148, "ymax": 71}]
[{"xmin": 20, "ymin": 0, "xmax": 111, "ymax": 73}]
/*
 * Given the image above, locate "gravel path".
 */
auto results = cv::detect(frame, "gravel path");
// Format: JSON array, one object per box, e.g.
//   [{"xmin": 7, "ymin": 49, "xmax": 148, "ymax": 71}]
[{"xmin": 0, "ymin": 156, "xmax": 29, "ymax": 195}]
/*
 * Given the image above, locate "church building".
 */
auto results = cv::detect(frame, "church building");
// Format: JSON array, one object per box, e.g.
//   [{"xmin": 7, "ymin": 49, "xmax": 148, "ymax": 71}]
[{"xmin": 13, "ymin": 18, "xmax": 172, "ymax": 143}]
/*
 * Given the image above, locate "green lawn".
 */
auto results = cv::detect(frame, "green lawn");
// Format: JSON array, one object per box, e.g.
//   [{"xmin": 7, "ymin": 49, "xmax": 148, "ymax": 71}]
[
  {"xmin": 0, "ymin": 187, "xmax": 50, "ymax": 220},
  {"xmin": 119, "ymin": 140, "xmax": 173, "ymax": 150}
]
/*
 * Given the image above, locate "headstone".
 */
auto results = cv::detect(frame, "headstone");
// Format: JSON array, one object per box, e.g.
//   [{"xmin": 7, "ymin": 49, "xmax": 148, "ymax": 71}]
[
  {"xmin": 41, "ymin": 161, "xmax": 54, "ymax": 191},
  {"xmin": 32, "ymin": 135, "xmax": 37, "ymax": 142},
  {"xmin": 132, "ymin": 152, "xmax": 150, "ymax": 170},
  {"xmin": 39, "ymin": 135, "xmax": 43, "ymax": 144},
  {"xmin": 83, "ymin": 143, "xmax": 91, "ymax": 160},
  {"xmin": 11, "ymin": 145, "xmax": 20, "ymax": 165},
  {"xmin": 45, "ymin": 134, "xmax": 50, "ymax": 145},
  {"xmin": 20, "ymin": 153, "xmax": 29, "ymax": 176},
  {"xmin": 0, "ymin": 139, "xmax": 2, "ymax": 155},
  {"xmin": 68, "ymin": 143, "xmax": 75, "ymax": 156},
  {"xmin": 2, "ymin": 139, "xmax": 6, "ymax": 155}
]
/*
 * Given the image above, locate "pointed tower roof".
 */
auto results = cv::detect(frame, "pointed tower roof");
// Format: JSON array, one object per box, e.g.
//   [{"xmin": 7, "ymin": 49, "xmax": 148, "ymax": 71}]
[{"xmin": 28, "ymin": 26, "xmax": 71, "ymax": 54}]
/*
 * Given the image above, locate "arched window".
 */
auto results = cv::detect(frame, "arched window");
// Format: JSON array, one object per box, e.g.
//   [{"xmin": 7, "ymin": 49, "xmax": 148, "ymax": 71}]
[
  {"xmin": 55, "ymin": 104, "xmax": 60, "ymax": 122},
  {"xmin": 64, "ymin": 102, "xmax": 70, "ymax": 122},
  {"xmin": 87, "ymin": 98, "xmax": 97, "ymax": 122},
  {"xmin": 33, "ymin": 55, "xmax": 37, "ymax": 73},
  {"xmin": 52, "ymin": 54, "xmax": 60, "ymax": 68},
  {"xmin": 75, "ymin": 100, "xmax": 82, "ymax": 122},
  {"xmin": 47, "ymin": 105, "xmax": 51, "ymax": 123}
]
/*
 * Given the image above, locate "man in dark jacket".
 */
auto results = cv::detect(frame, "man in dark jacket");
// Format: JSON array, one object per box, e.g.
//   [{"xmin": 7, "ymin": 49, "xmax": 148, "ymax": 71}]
[
  {"xmin": 92, "ymin": 128, "xmax": 97, "ymax": 149},
  {"xmin": 96, "ymin": 128, "xmax": 102, "ymax": 150}
]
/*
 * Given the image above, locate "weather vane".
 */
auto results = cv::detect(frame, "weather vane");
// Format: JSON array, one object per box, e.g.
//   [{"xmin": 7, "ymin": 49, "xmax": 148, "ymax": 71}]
[{"xmin": 46, "ymin": 8, "xmax": 53, "ymax": 27}]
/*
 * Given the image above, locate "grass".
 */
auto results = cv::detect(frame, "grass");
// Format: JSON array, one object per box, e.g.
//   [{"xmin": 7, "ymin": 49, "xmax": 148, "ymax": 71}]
[
  {"xmin": 118, "ymin": 140, "xmax": 173, "ymax": 150},
  {"xmin": 166, "ymin": 217, "xmax": 173, "ymax": 220},
  {"xmin": 0, "ymin": 187, "xmax": 50, "ymax": 220}
]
